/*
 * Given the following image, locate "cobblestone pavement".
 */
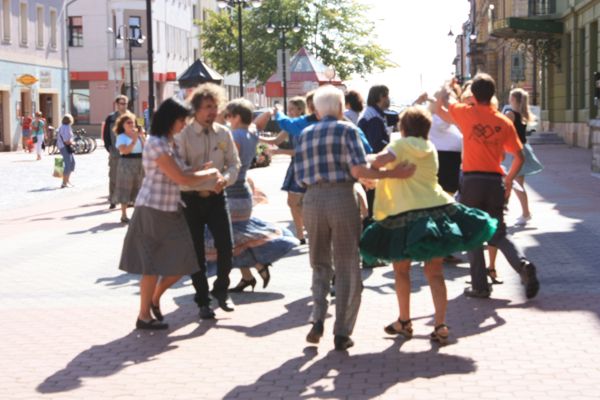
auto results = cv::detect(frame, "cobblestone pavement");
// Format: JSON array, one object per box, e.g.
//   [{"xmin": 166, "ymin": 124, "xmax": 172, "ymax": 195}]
[{"xmin": 0, "ymin": 144, "xmax": 599, "ymax": 400}]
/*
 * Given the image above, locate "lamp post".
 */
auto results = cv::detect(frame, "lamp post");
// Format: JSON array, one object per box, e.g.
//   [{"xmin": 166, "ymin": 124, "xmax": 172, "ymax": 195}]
[
  {"xmin": 266, "ymin": 14, "xmax": 300, "ymax": 114},
  {"xmin": 114, "ymin": 25, "xmax": 145, "ymax": 113},
  {"xmin": 217, "ymin": 0, "xmax": 262, "ymax": 97}
]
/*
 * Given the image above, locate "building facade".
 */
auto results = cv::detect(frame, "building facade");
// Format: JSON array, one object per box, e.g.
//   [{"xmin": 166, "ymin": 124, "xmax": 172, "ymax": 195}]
[
  {"xmin": 463, "ymin": 0, "xmax": 600, "ymax": 148},
  {"xmin": 67, "ymin": 0, "xmax": 216, "ymax": 134},
  {"xmin": 0, "ymin": 0, "xmax": 68, "ymax": 151}
]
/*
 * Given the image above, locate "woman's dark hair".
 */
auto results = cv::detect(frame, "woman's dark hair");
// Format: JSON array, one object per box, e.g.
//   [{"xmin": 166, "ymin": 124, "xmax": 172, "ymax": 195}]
[
  {"xmin": 366, "ymin": 85, "xmax": 389, "ymax": 107},
  {"xmin": 113, "ymin": 112, "xmax": 135, "ymax": 134},
  {"xmin": 345, "ymin": 90, "xmax": 364, "ymax": 113},
  {"xmin": 150, "ymin": 97, "xmax": 192, "ymax": 137}
]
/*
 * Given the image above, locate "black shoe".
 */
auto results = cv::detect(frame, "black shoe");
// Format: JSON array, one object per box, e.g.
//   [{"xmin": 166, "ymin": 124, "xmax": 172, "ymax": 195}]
[
  {"xmin": 257, "ymin": 264, "xmax": 271, "ymax": 289},
  {"xmin": 334, "ymin": 335, "xmax": 354, "ymax": 351},
  {"xmin": 306, "ymin": 320, "xmax": 324, "ymax": 344},
  {"xmin": 229, "ymin": 277, "xmax": 257, "ymax": 293},
  {"xmin": 199, "ymin": 305, "xmax": 216, "ymax": 320},
  {"xmin": 463, "ymin": 286, "xmax": 491, "ymax": 298},
  {"xmin": 299, "ymin": 238, "xmax": 307, "ymax": 245},
  {"xmin": 150, "ymin": 303, "xmax": 164, "ymax": 321},
  {"xmin": 329, "ymin": 276, "xmax": 336, "ymax": 297},
  {"xmin": 109, "ymin": 203, "xmax": 116, "ymax": 209},
  {"xmin": 521, "ymin": 262, "xmax": 540, "ymax": 299},
  {"xmin": 210, "ymin": 290, "xmax": 234, "ymax": 312},
  {"xmin": 136, "ymin": 318, "xmax": 168, "ymax": 330}
]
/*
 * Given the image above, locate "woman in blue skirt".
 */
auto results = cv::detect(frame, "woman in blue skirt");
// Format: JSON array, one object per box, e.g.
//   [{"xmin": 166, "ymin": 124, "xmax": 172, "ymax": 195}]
[
  {"xmin": 360, "ymin": 106, "xmax": 497, "ymax": 344},
  {"xmin": 204, "ymin": 99, "xmax": 299, "ymax": 292}
]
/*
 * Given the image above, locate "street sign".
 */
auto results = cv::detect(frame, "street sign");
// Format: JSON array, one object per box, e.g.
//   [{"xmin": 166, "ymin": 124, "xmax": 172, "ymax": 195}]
[{"xmin": 276, "ymin": 49, "xmax": 291, "ymax": 81}]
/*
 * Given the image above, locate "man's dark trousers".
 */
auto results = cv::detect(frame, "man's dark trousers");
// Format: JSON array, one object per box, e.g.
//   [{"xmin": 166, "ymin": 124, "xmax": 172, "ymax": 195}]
[
  {"xmin": 460, "ymin": 173, "xmax": 527, "ymax": 291},
  {"xmin": 181, "ymin": 191, "xmax": 233, "ymax": 307}
]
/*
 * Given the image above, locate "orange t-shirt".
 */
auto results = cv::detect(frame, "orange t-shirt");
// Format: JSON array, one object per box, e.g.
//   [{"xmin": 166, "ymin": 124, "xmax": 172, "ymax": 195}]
[{"xmin": 449, "ymin": 103, "xmax": 523, "ymax": 174}]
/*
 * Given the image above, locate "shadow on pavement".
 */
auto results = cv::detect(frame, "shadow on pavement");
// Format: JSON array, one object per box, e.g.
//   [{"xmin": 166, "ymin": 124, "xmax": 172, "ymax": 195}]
[
  {"xmin": 223, "ymin": 341, "xmax": 476, "ymax": 399},
  {"xmin": 36, "ymin": 301, "xmax": 214, "ymax": 394},
  {"xmin": 217, "ymin": 296, "xmax": 313, "ymax": 338},
  {"xmin": 62, "ymin": 209, "xmax": 112, "ymax": 220},
  {"xmin": 68, "ymin": 222, "xmax": 125, "ymax": 235},
  {"xmin": 28, "ymin": 186, "xmax": 62, "ymax": 193}
]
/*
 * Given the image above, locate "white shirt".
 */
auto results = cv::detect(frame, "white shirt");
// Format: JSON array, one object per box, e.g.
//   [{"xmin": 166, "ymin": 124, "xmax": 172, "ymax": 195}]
[{"xmin": 429, "ymin": 114, "xmax": 463, "ymax": 152}]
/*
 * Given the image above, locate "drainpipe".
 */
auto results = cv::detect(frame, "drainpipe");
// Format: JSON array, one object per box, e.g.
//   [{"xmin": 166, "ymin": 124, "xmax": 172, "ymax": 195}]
[{"xmin": 63, "ymin": 0, "xmax": 80, "ymax": 115}]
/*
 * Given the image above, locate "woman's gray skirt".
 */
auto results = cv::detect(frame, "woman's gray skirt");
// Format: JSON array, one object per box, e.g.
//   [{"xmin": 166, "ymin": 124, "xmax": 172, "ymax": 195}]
[
  {"xmin": 113, "ymin": 157, "xmax": 143, "ymax": 204},
  {"xmin": 119, "ymin": 206, "xmax": 201, "ymax": 276}
]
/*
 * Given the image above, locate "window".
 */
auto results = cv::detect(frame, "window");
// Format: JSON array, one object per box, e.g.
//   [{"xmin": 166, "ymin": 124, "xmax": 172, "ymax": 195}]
[
  {"xmin": 36, "ymin": 5, "xmax": 43, "ymax": 48},
  {"xmin": 19, "ymin": 2, "xmax": 27, "ymax": 45},
  {"xmin": 128, "ymin": 16, "xmax": 142, "ymax": 47},
  {"xmin": 49, "ymin": 9, "xmax": 56, "ymax": 49},
  {"xmin": 68, "ymin": 16, "xmax": 83, "ymax": 47},
  {"xmin": 511, "ymin": 53, "xmax": 525, "ymax": 82},
  {"xmin": 2, "ymin": 0, "xmax": 10, "ymax": 42}
]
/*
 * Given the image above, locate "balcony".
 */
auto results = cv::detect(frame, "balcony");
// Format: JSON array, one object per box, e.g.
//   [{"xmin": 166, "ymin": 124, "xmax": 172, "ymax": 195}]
[{"xmin": 491, "ymin": 17, "xmax": 563, "ymax": 39}]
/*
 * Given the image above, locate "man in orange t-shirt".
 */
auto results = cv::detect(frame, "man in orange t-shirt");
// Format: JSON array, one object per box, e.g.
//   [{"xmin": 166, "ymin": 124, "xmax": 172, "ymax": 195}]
[{"xmin": 443, "ymin": 73, "xmax": 539, "ymax": 300}]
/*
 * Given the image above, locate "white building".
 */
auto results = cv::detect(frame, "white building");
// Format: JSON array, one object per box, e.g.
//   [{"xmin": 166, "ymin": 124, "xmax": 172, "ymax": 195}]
[
  {"xmin": 67, "ymin": 0, "xmax": 216, "ymax": 132},
  {"xmin": 0, "ymin": 0, "xmax": 67, "ymax": 151}
]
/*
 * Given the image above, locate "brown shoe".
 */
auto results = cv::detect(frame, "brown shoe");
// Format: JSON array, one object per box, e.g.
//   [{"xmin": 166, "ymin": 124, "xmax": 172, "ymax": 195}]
[{"xmin": 306, "ymin": 320, "xmax": 324, "ymax": 344}]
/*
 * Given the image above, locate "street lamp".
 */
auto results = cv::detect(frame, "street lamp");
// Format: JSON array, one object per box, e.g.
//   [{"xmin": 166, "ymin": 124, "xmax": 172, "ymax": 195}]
[
  {"xmin": 266, "ymin": 14, "xmax": 300, "ymax": 114},
  {"xmin": 217, "ymin": 0, "xmax": 262, "ymax": 97},
  {"xmin": 113, "ymin": 25, "xmax": 145, "ymax": 113}
]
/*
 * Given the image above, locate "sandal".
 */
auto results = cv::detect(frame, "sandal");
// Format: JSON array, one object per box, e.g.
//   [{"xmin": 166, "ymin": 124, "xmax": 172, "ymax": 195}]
[
  {"xmin": 487, "ymin": 268, "xmax": 504, "ymax": 285},
  {"xmin": 257, "ymin": 264, "xmax": 271, "ymax": 289},
  {"xmin": 384, "ymin": 318, "xmax": 413, "ymax": 338},
  {"xmin": 430, "ymin": 324, "xmax": 450, "ymax": 345}
]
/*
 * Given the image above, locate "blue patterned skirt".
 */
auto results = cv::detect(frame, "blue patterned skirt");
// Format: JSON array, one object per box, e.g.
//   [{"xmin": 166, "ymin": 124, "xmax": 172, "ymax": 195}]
[
  {"xmin": 204, "ymin": 180, "xmax": 299, "ymax": 274},
  {"xmin": 281, "ymin": 159, "xmax": 306, "ymax": 194}
]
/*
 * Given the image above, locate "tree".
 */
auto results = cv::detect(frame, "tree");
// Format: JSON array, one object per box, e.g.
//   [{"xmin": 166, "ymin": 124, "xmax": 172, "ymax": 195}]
[{"xmin": 198, "ymin": 0, "xmax": 391, "ymax": 84}]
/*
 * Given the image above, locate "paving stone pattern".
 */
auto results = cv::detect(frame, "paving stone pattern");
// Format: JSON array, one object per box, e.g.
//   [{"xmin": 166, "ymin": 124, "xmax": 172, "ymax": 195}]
[{"xmin": 0, "ymin": 144, "xmax": 598, "ymax": 399}]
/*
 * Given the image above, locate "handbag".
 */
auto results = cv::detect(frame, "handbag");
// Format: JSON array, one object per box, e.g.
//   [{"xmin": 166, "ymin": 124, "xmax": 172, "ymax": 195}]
[
  {"xmin": 32, "ymin": 136, "xmax": 38, "ymax": 144},
  {"xmin": 66, "ymin": 144, "xmax": 75, "ymax": 154}
]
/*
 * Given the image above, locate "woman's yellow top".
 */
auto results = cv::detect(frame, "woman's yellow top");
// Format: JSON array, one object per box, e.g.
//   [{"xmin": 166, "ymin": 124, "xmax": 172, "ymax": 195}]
[{"xmin": 373, "ymin": 136, "xmax": 454, "ymax": 221}]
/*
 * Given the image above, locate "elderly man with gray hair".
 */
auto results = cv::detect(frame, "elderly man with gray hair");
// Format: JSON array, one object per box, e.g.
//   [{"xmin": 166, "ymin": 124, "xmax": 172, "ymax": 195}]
[{"xmin": 294, "ymin": 85, "xmax": 415, "ymax": 351}]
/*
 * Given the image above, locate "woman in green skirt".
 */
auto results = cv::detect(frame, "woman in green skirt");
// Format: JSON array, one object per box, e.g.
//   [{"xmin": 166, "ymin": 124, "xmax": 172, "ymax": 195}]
[{"xmin": 360, "ymin": 106, "xmax": 497, "ymax": 345}]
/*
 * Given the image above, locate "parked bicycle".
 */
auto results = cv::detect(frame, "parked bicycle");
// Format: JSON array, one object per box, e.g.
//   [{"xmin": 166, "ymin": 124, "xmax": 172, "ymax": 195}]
[{"xmin": 47, "ymin": 127, "xmax": 97, "ymax": 155}]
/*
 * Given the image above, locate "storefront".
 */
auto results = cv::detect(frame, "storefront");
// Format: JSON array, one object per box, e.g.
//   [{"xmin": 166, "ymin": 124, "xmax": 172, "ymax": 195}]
[{"xmin": 0, "ymin": 61, "xmax": 67, "ymax": 151}]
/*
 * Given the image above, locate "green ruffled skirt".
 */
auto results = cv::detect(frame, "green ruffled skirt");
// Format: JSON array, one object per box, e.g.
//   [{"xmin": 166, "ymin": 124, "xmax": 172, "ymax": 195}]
[{"xmin": 360, "ymin": 203, "xmax": 497, "ymax": 263}]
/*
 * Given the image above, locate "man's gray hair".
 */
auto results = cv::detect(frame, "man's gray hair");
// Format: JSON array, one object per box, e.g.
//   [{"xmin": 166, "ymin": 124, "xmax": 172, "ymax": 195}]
[{"xmin": 313, "ymin": 85, "xmax": 344, "ymax": 119}]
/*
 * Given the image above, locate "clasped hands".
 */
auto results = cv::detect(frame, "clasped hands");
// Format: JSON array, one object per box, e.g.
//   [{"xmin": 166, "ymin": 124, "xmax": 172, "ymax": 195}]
[{"xmin": 192, "ymin": 161, "xmax": 228, "ymax": 193}]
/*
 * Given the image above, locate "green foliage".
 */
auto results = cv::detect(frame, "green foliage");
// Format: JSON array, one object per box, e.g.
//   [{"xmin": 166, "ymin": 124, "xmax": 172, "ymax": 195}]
[{"xmin": 198, "ymin": 0, "xmax": 391, "ymax": 84}]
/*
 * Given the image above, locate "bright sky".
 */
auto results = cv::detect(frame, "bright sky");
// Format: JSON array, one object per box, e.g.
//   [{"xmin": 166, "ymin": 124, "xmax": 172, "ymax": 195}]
[{"xmin": 346, "ymin": 0, "xmax": 471, "ymax": 106}]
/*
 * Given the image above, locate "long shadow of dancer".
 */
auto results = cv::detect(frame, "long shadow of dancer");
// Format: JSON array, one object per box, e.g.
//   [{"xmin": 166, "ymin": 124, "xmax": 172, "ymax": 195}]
[
  {"xmin": 223, "ymin": 340, "xmax": 476, "ymax": 399},
  {"xmin": 36, "ymin": 297, "xmax": 214, "ymax": 394},
  {"xmin": 220, "ymin": 296, "xmax": 313, "ymax": 338}
]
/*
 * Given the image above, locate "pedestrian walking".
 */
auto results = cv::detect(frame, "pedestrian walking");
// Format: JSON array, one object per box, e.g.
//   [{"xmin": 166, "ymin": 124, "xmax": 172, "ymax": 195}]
[
  {"xmin": 56, "ymin": 114, "xmax": 76, "ymax": 188},
  {"xmin": 31, "ymin": 111, "xmax": 46, "ymax": 160},
  {"xmin": 176, "ymin": 83, "xmax": 241, "ymax": 319},
  {"xmin": 204, "ymin": 99, "xmax": 298, "ymax": 292},
  {"xmin": 118, "ymin": 97, "xmax": 221, "ymax": 330},
  {"xmin": 102, "ymin": 95, "xmax": 129, "ymax": 209},
  {"xmin": 294, "ymin": 85, "xmax": 415, "ymax": 351},
  {"xmin": 360, "ymin": 106, "xmax": 498, "ymax": 345},
  {"xmin": 20, "ymin": 112, "xmax": 33, "ymax": 152},
  {"xmin": 112, "ymin": 112, "xmax": 145, "ymax": 224},
  {"xmin": 442, "ymin": 73, "xmax": 540, "ymax": 299}
]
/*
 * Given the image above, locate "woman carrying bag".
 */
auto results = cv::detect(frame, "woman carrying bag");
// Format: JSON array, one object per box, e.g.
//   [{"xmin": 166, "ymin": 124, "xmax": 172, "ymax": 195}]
[{"xmin": 56, "ymin": 114, "xmax": 76, "ymax": 188}]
